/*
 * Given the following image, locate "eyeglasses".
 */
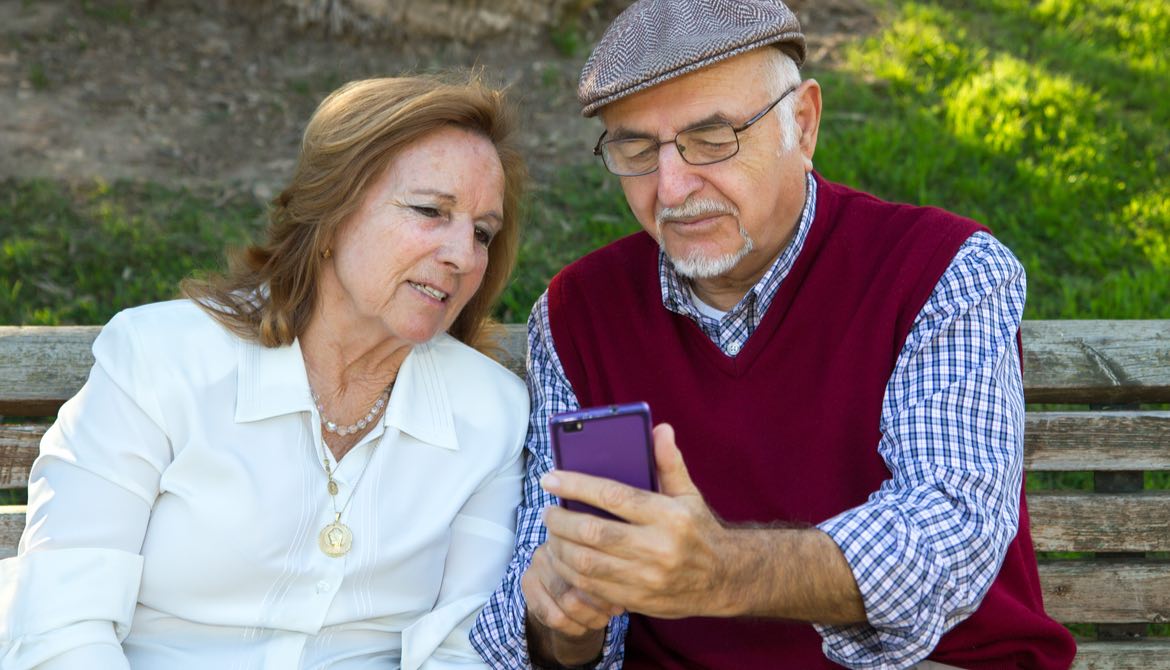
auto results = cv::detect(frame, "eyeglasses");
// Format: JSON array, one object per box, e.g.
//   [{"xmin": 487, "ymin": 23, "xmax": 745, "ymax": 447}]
[{"xmin": 593, "ymin": 85, "xmax": 799, "ymax": 177}]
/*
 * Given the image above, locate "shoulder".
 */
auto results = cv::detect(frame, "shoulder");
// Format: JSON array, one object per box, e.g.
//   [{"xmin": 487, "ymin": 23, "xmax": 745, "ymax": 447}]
[
  {"xmin": 549, "ymin": 231, "xmax": 660, "ymax": 323},
  {"xmin": 95, "ymin": 300, "xmax": 240, "ymax": 378},
  {"xmin": 951, "ymin": 231, "xmax": 1024, "ymax": 277},
  {"xmin": 934, "ymin": 231, "xmax": 1026, "ymax": 312},
  {"xmin": 426, "ymin": 332, "xmax": 527, "ymax": 412},
  {"xmin": 818, "ymin": 175, "xmax": 985, "ymax": 239},
  {"xmin": 423, "ymin": 333, "xmax": 529, "ymax": 463}
]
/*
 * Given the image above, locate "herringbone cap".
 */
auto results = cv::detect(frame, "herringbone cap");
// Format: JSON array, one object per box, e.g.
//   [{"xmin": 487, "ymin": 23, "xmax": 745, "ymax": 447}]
[{"xmin": 578, "ymin": 0, "xmax": 806, "ymax": 117}]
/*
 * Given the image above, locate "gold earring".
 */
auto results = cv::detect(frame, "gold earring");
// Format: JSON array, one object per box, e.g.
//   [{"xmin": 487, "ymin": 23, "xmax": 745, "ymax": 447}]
[{"xmin": 321, "ymin": 248, "xmax": 332, "ymax": 259}]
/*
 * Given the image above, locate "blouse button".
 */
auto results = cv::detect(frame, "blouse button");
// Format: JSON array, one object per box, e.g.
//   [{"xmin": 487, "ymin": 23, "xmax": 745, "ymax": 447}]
[{"xmin": 316, "ymin": 580, "xmax": 330, "ymax": 594}]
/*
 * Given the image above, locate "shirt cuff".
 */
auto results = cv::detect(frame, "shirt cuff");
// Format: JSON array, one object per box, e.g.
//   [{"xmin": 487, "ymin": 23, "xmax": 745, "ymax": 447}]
[
  {"xmin": 0, "ymin": 548, "xmax": 143, "ymax": 668},
  {"xmin": 3, "ymin": 623, "xmax": 132, "ymax": 670},
  {"xmin": 814, "ymin": 507, "xmax": 950, "ymax": 669},
  {"xmin": 506, "ymin": 583, "xmax": 629, "ymax": 670}
]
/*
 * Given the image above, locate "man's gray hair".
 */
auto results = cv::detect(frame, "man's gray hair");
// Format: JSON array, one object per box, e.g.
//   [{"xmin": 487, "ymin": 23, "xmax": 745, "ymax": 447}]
[{"xmin": 761, "ymin": 49, "xmax": 802, "ymax": 151}]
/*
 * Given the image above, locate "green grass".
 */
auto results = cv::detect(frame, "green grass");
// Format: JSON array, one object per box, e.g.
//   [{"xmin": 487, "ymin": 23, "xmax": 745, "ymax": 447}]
[
  {"xmin": 80, "ymin": 0, "xmax": 136, "ymax": 24},
  {"xmin": 0, "ymin": 179, "xmax": 264, "ymax": 325},
  {"xmin": 814, "ymin": 0, "xmax": 1169, "ymax": 319}
]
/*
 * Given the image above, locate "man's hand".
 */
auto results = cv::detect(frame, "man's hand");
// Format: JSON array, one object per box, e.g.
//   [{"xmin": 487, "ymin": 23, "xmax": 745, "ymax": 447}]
[
  {"xmin": 522, "ymin": 542, "xmax": 620, "ymax": 665},
  {"xmin": 541, "ymin": 422, "xmax": 867, "ymax": 625},
  {"xmin": 539, "ymin": 423, "xmax": 742, "ymax": 619}
]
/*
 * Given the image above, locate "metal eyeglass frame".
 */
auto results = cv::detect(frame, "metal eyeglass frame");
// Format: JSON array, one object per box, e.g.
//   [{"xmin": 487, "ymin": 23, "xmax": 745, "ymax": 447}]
[{"xmin": 592, "ymin": 84, "xmax": 800, "ymax": 177}]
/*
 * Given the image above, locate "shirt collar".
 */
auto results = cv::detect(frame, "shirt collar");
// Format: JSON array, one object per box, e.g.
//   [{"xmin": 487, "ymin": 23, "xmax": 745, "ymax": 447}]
[
  {"xmin": 234, "ymin": 334, "xmax": 460, "ymax": 452},
  {"xmin": 235, "ymin": 336, "xmax": 312, "ymax": 423},
  {"xmin": 383, "ymin": 337, "xmax": 459, "ymax": 451}
]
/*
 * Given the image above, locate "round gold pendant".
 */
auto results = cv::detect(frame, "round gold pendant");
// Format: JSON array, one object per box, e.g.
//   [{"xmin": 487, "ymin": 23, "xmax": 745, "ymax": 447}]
[{"xmin": 318, "ymin": 521, "xmax": 353, "ymax": 557}]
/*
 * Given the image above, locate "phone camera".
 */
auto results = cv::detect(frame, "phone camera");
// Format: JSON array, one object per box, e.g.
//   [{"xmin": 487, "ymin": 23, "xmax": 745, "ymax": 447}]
[{"xmin": 566, "ymin": 420, "xmax": 584, "ymax": 433}]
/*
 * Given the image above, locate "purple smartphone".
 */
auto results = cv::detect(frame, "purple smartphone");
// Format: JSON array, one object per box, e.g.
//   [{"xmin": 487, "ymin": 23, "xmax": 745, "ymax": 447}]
[{"xmin": 549, "ymin": 402, "xmax": 658, "ymax": 519}]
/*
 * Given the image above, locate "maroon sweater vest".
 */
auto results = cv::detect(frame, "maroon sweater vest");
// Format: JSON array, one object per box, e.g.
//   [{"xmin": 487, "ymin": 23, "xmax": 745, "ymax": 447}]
[{"xmin": 547, "ymin": 176, "xmax": 1075, "ymax": 669}]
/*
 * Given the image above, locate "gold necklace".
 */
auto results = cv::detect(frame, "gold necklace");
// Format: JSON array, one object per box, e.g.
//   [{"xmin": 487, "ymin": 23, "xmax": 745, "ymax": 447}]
[
  {"xmin": 313, "ymin": 385, "xmax": 391, "ymax": 558},
  {"xmin": 316, "ymin": 436, "xmax": 381, "ymax": 557}
]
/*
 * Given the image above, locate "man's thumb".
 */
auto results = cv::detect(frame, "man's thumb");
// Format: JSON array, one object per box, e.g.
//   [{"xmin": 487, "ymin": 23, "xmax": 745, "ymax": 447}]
[{"xmin": 653, "ymin": 423, "xmax": 699, "ymax": 497}]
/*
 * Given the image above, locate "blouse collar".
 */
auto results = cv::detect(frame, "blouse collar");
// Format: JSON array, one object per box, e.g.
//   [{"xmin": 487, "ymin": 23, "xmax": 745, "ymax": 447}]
[{"xmin": 234, "ymin": 333, "xmax": 459, "ymax": 451}]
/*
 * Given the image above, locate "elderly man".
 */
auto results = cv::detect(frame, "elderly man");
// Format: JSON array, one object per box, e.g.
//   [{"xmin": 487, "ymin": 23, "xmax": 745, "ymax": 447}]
[{"xmin": 471, "ymin": 0, "xmax": 1076, "ymax": 668}]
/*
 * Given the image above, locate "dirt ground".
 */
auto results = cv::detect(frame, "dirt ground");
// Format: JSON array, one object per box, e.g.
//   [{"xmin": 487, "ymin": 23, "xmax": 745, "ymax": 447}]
[{"xmin": 0, "ymin": 0, "xmax": 878, "ymax": 197}]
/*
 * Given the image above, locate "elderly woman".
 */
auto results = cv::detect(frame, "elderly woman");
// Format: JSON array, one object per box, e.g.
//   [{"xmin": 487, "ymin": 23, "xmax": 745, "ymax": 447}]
[{"xmin": 0, "ymin": 74, "xmax": 528, "ymax": 669}]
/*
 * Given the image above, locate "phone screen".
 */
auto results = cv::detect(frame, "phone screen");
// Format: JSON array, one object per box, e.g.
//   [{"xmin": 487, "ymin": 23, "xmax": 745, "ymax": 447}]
[{"xmin": 549, "ymin": 402, "xmax": 657, "ymax": 518}]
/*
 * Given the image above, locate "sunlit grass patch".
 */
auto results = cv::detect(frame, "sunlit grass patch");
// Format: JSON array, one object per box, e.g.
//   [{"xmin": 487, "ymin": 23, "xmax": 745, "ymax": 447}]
[{"xmin": 817, "ymin": 0, "xmax": 1169, "ymax": 319}]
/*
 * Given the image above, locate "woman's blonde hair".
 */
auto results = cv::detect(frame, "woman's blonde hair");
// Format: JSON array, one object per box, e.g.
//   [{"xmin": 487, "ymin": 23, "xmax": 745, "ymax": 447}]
[{"xmin": 182, "ymin": 73, "xmax": 525, "ymax": 352}]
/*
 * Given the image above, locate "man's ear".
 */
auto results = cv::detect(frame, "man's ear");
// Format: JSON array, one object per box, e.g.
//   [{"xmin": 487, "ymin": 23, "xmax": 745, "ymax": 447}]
[{"xmin": 794, "ymin": 79, "xmax": 822, "ymax": 172}]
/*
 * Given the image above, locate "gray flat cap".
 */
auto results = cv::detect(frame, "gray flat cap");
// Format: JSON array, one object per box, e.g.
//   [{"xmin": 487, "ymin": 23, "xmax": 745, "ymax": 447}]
[{"xmin": 578, "ymin": 0, "xmax": 806, "ymax": 117}]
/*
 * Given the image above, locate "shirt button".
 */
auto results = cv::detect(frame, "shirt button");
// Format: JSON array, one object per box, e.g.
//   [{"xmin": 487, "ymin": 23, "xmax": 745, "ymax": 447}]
[
  {"xmin": 316, "ymin": 580, "xmax": 330, "ymax": 594},
  {"xmin": 726, "ymin": 341, "xmax": 742, "ymax": 355}
]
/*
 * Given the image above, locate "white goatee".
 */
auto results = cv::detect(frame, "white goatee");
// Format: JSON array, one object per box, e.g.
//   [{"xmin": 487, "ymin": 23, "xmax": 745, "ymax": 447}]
[{"xmin": 655, "ymin": 198, "xmax": 753, "ymax": 278}]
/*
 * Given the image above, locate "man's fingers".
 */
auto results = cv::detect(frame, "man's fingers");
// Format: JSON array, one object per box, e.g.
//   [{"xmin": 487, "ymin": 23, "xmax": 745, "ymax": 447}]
[
  {"xmin": 523, "ymin": 546, "xmax": 615, "ymax": 634},
  {"xmin": 523, "ymin": 569, "xmax": 589, "ymax": 637},
  {"xmin": 544, "ymin": 504, "xmax": 628, "ymax": 544},
  {"xmin": 541, "ymin": 470, "xmax": 663, "ymax": 524}
]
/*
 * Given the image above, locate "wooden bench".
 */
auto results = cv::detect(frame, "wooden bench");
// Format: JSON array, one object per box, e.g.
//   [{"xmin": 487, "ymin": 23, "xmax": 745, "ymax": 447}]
[{"xmin": 2, "ymin": 321, "xmax": 1168, "ymax": 668}]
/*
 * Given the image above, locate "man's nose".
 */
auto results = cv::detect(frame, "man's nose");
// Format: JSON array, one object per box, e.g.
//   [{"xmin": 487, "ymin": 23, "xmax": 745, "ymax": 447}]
[{"xmin": 655, "ymin": 142, "xmax": 703, "ymax": 208}]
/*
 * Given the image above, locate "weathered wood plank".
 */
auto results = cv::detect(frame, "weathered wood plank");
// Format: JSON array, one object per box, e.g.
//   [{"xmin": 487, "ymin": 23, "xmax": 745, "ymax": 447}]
[
  {"xmin": 5, "ymin": 321, "xmax": 1170, "ymax": 414},
  {"xmin": 1092, "ymin": 468, "xmax": 1150, "ymax": 642},
  {"xmin": 4, "ymin": 409, "xmax": 1166, "ymax": 489},
  {"xmin": 0, "ymin": 326, "xmax": 99, "ymax": 415},
  {"xmin": 1029, "ymin": 492, "xmax": 1170, "ymax": 553},
  {"xmin": 0, "ymin": 425, "xmax": 43, "ymax": 489},
  {"xmin": 1072, "ymin": 640, "xmax": 1170, "ymax": 670},
  {"xmin": 1, "ymin": 505, "xmax": 25, "ymax": 559},
  {"xmin": 1025, "ymin": 411, "xmax": 1170, "ymax": 471},
  {"xmin": 1039, "ymin": 560, "xmax": 1170, "ymax": 624},
  {"xmin": 1022, "ymin": 320, "xmax": 1170, "ymax": 404},
  {"xmin": 0, "ymin": 324, "xmax": 531, "ymax": 414},
  {"xmin": 487, "ymin": 322, "xmax": 527, "ymax": 379},
  {"xmin": 6, "ymin": 508, "xmax": 1169, "ymax": 628}
]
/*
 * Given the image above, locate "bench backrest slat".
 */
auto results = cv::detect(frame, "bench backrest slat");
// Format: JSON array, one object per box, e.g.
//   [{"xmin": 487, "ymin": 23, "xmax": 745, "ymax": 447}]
[
  {"xmin": 1021, "ymin": 321, "xmax": 1170, "ymax": 404},
  {"xmin": 0, "ymin": 507, "xmax": 24, "ymax": 559},
  {"xmin": 1025, "ymin": 411, "xmax": 1170, "ymax": 470},
  {"xmin": 4, "ymin": 321, "xmax": 1170, "ymax": 414},
  {"xmin": 1029, "ymin": 492, "xmax": 1170, "ymax": 552},
  {"xmin": 1074, "ymin": 640, "xmax": 1170, "ymax": 669},
  {"xmin": 1039, "ymin": 561, "xmax": 1170, "ymax": 623},
  {"xmin": 4, "ymin": 413, "xmax": 1169, "ymax": 489}
]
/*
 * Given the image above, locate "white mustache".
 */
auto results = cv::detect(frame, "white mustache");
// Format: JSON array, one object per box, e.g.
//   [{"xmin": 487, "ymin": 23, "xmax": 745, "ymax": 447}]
[{"xmin": 655, "ymin": 198, "xmax": 739, "ymax": 227}]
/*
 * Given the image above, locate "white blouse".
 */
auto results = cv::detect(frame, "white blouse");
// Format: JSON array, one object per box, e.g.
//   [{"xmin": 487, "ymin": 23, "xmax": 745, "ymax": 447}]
[{"xmin": 0, "ymin": 300, "xmax": 528, "ymax": 669}]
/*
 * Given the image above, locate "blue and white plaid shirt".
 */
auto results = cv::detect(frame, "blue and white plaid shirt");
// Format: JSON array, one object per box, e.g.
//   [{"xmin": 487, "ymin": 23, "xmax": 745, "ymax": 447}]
[{"xmin": 471, "ymin": 174, "xmax": 1027, "ymax": 670}]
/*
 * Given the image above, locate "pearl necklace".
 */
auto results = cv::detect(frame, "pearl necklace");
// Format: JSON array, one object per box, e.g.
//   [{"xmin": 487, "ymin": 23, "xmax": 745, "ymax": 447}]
[{"xmin": 312, "ymin": 386, "xmax": 390, "ymax": 436}]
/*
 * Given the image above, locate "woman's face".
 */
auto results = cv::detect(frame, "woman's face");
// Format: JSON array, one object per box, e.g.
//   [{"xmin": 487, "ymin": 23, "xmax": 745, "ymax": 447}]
[{"xmin": 327, "ymin": 125, "xmax": 506, "ymax": 346}]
